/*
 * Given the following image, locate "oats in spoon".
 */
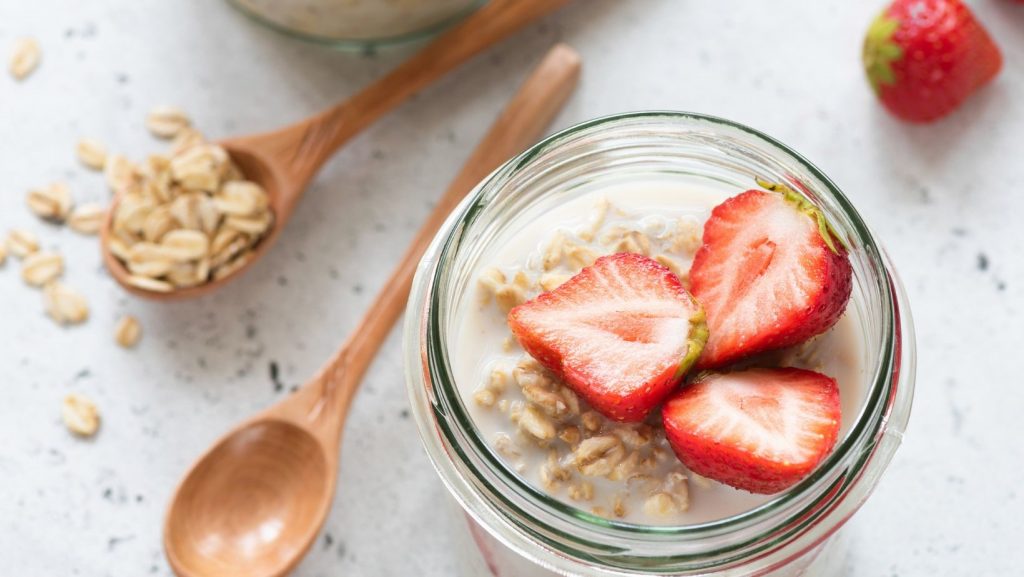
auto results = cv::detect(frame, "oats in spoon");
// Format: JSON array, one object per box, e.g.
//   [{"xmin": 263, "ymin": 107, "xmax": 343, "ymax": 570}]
[{"xmin": 105, "ymin": 131, "xmax": 273, "ymax": 290}]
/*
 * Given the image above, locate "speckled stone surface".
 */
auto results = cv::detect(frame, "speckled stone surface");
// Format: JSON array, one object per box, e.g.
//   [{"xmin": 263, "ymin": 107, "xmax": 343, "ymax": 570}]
[{"xmin": 1, "ymin": 1, "xmax": 1022, "ymax": 575}]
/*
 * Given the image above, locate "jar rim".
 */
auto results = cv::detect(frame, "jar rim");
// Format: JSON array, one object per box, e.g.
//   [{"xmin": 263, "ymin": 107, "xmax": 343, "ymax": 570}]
[{"xmin": 406, "ymin": 111, "xmax": 915, "ymax": 572}]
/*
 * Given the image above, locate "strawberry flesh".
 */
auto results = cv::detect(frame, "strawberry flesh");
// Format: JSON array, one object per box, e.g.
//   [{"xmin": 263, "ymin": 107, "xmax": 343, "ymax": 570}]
[
  {"xmin": 662, "ymin": 368, "xmax": 841, "ymax": 494},
  {"xmin": 864, "ymin": 0, "xmax": 1002, "ymax": 123},
  {"xmin": 508, "ymin": 253, "xmax": 706, "ymax": 422},
  {"xmin": 689, "ymin": 189, "xmax": 852, "ymax": 369}
]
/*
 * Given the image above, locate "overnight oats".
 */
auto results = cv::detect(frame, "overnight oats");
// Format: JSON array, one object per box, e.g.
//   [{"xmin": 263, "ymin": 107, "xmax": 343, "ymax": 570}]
[
  {"xmin": 453, "ymin": 179, "xmax": 866, "ymax": 526},
  {"xmin": 230, "ymin": 0, "xmax": 481, "ymax": 46},
  {"xmin": 405, "ymin": 112, "xmax": 915, "ymax": 576}
]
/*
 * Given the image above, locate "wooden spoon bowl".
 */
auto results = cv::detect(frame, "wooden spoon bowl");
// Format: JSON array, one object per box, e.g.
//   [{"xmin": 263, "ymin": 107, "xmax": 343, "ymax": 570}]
[
  {"xmin": 102, "ymin": 0, "xmax": 573, "ymax": 301},
  {"xmin": 163, "ymin": 45, "xmax": 582, "ymax": 577},
  {"xmin": 166, "ymin": 421, "xmax": 329, "ymax": 576}
]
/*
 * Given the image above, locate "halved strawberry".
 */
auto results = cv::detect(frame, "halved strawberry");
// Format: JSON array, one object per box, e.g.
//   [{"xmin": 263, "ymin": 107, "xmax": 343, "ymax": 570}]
[
  {"xmin": 662, "ymin": 368, "xmax": 841, "ymax": 494},
  {"xmin": 689, "ymin": 184, "xmax": 852, "ymax": 369},
  {"xmin": 508, "ymin": 253, "xmax": 707, "ymax": 422}
]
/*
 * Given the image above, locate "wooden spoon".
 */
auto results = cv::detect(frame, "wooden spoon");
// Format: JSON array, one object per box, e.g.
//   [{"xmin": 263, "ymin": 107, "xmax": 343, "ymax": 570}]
[
  {"xmin": 163, "ymin": 44, "xmax": 582, "ymax": 577},
  {"xmin": 102, "ymin": 0, "xmax": 572, "ymax": 300}
]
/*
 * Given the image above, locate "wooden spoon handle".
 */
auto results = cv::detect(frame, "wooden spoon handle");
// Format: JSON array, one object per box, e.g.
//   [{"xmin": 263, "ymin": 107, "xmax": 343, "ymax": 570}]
[
  {"xmin": 306, "ymin": 44, "xmax": 582, "ymax": 440},
  {"xmin": 268, "ymin": 0, "xmax": 573, "ymax": 189}
]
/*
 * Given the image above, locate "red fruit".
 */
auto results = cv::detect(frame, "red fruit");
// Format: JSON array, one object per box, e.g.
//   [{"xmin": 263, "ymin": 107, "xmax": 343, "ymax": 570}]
[
  {"xmin": 508, "ymin": 253, "xmax": 707, "ymax": 422},
  {"xmin": 662, "ymin": 368, "xmax": 841, "ymax": 494},
  {"xmin": 863, "ymin": 0, "xmax": 1002, "ymax": 123},
  {"xmin": 689, "ymin": 185, "xmax": 852, "ymax": 369}
]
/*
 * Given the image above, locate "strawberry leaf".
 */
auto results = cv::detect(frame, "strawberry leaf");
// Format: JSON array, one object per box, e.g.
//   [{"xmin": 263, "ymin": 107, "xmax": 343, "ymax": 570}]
[{"xmin": 863, "ymin": 11, "xmax": 903, "ymax": 94}]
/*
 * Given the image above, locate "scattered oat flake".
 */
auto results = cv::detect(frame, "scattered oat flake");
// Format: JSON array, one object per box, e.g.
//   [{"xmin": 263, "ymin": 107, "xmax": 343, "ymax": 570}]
[
  {"xmin": 212, "ymin": 252, "xmax": 252, "ymax": 280},
  {"xmin": 114, "ymin": 315, "xmax": 142, "ymax": 348},
  {"xmin": 125, "ymin": 274, "xmax": 173, "ymax": 293},
  {"xmin": 9, "ymin": 37, "xmax": 40, "ymax": 80},
  {"xmin": 171, "ymin": 127, "xmax": 205, "ymax": 155},
  {"xmin": 478, "ymin": 268, "xmax": 506, "ymax": 293},
  {"xmin": 225, "ymin": 213, "xmax": 271, "ymax": 236},
  {"xmin": 568, "ymin": 481, "xmax": 595, "ymax": 502},
  {"xmin": 215, "ymin": 181, "xmax": 266, "ymax": 216},
  {"xmin": 6, "ymin": 228, "xmax": 39, "ymax": 258},
  {"xmin": 578, "ymin": 197, "xmax": 610, "ymax": 242},
  {"xmin": 126, "ymin": 243, "xmax": 175, "ymax": 278},
  {"xmin": 494, "ymin": 433, "xmax": 520, "ymax": 458},
  {"xmin": 26, "ymin": 182, "xmax": 73, "ymax": 222},
  {"xmin": 670, "ymin": 217, "xmax": 703, "ymax": 255},
  {"xmin": 539, "ymin": 272, "xmax": 569, "ymax": 292},
  {"xmin": 62, "ymin": 393, "xmax": 100, "ymax": 437},
  {"xmin": 473, "ymin": 388, "xmax": 496, "ymax": 408},
  {"xmin": 43, "ymin": 281, "xmax": 89, "ymax": 325},
  {"xmin": 76, "ymin": 138, "xmax": 108, "ymax": 170},
  {"xmin": 494, "ymin": 284, "xmax": 525, "ymax": 313},
  {"xmin": 613, "ymin": 494, "xmax": 627, "ymax": 518},
  {"xmin": 146, "ymin": 106, "xmax": 191, "ymax": 139},
  {"xmin": 68, "ymin": 203, "xmax": 106, "ymax": 235},
  {"xmin": 643, "ymin": 493, "xmax": 679, "ymax": 517},
  {"xmin": 518, "ymin": 405, "xmax": 556, "ymax": 441},
  {"xmin": 21, "ymin": 251, "xmax": 63, "ymax": 287},
  {"xmin": 0, "ymin": 243, "xmax": 7, "ymax": 266},
  {"xmin": 105, "ymin": 154, "xmax": 136, "ymax": 194},
  {"xmin": 171, "ymin": 144, "xmax": 226, "ymax": 191},
  {"xmin": 161, "ymin": 229, "xmax": 209, "ymax": 261},
  {"xmin": 142, "ymin": 206, "xmax": 176, "ymax": 242},
  {"xmin": 166, "ymin": 259, "xmax": 207, "ymax": 288}
]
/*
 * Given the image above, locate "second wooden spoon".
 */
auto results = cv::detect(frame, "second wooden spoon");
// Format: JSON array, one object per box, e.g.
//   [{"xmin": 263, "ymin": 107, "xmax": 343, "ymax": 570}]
[{"xmin": 163, "ymin": 44, "xmax": 582, "ymax": 577}]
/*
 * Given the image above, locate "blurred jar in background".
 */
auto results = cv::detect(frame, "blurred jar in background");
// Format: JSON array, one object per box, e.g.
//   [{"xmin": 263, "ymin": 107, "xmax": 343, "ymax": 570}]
[{"xmin": 230, "ymin": 0, "xmax": 483, "ymax": 47}]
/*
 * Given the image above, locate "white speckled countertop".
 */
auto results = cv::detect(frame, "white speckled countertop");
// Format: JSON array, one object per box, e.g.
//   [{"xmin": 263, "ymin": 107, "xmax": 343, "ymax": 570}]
[{"xmin": 2, "ymin": 1, "xmax": 1022, "ymax": 575}]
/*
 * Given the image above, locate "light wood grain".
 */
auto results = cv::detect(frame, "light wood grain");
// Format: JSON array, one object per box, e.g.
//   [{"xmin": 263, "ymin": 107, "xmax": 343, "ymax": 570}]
[
  {"xmin": 163, "ymin": 44, "xmax": 582, "ymax": 577},
  {"xmin": 102, "ymin": 0, "xmax": 574, "ymax": 301}
]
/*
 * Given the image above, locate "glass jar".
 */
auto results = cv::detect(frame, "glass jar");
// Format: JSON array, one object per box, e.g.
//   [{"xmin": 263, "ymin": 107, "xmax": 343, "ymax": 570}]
[
  {"xmin": 404, "ymin": 112, "xmax": 916, "ymax": 576},
  {"xmin": 229, "ymin": 0, "xmax": 483, "ymax": 48}
]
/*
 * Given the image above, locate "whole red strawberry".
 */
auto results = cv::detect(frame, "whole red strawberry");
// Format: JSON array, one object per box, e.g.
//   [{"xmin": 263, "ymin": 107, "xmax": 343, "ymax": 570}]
[{"xmin": 863, "ymin": 0, "xmax": 1002, "ymax": 123}]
